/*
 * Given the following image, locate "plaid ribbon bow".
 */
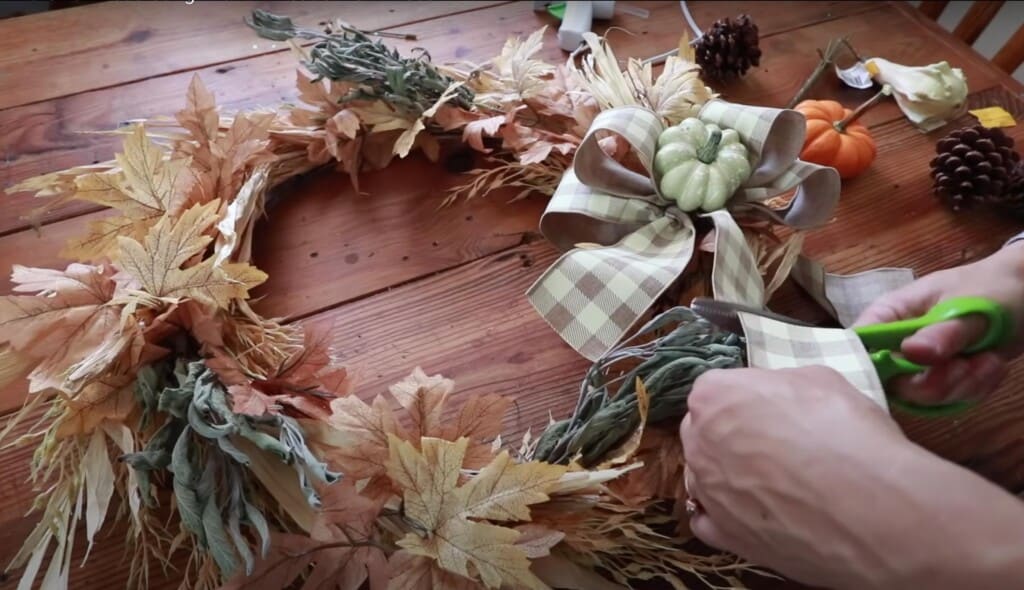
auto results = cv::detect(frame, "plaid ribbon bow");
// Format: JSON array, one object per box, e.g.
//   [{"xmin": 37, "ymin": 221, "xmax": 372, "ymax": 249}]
[{"xmin": 527, "ymin": 100, "xmax": 842, "ymax": 361}]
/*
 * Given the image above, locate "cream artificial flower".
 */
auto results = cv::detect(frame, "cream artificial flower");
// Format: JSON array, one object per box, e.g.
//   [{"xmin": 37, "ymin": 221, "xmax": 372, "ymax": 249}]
[{"xmin": 869, "ymin": 58, "xmax": 968, "ymax": 132}]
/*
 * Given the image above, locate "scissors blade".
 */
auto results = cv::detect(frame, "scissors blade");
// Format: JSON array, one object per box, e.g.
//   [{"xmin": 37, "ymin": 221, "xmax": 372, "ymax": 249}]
[{"xmin": 691, "ymin": 298, "xmax": 816, "ymax": 334}]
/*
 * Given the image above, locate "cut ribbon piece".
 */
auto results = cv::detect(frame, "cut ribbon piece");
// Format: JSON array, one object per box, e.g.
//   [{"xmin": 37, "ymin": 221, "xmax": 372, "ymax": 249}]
[
  {"xmin": 792, "ymin": 257, "xmax": 916, "ymax": 327},
  {"xmin": 738, "ymin": 310, "xmax": 888, "ymax": 409},
  {"xmin": 528, "ymin": 100, "xmax": 841, "ymax": 360}
]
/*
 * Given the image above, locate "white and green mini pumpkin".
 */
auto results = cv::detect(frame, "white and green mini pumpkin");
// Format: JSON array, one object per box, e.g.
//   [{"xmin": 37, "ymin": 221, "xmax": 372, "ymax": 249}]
[{"xmin": 654, "ymin": 119, "xmax": 752, "ymax": 212}]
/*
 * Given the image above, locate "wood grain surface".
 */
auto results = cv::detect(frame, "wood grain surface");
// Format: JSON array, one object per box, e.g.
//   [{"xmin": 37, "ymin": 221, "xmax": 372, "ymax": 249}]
[{"xmin": 2, "ymin": 2, "xmax": 1024, "ymax": 589}]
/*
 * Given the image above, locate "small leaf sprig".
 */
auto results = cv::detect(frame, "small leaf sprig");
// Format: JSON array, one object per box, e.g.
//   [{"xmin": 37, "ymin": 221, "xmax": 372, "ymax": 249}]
[{"xmin": 246, "ymin": 9, "xmax": 474, "ymax": 118}]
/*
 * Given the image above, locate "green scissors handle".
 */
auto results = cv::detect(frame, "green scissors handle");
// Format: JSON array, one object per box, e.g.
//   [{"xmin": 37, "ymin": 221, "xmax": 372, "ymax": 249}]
[{"xmin": 853, "ymin": 296, "xmax": 1014, "ymax": 418}]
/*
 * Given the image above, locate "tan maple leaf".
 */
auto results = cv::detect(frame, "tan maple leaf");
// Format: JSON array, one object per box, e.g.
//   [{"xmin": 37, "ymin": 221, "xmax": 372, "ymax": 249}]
[
  {"xmin": 302, "ymin": 481, "xmax": 388, "ymax": 590},
  {"xmin": 5, "ymin": 161, "xmax": 116, "ymax": 229},
  {"xmin": 0, "ymin": 263, "xmax": 131, "ymax": 394},
  {"xmin": 387, "ymin": 368, "xmax": 453, "ymax": 437},
  {"xmin": 290, "ymin": 70, "xmax": 351, "ymax": 126},
  {"xmin": 387, "ymin": 551, "xmax": 479, "ymax": 590},
  {"xmin": 63, "ymin": 125, "xmax": 189, "ymax": 261},
  {"xmin": 117, "ymin": 200, "xmax": 267, "ymax": 309},
  {"xmin": 441, "ymin": 27, "xmax": 554, "ymax": 110},
  {"xmin": 385, "ymin": 435, "xmax": 566, "ymax": 589},
  {"xmin": 54, "ymin": 375, "xmax": 136, "ymax": 438}
]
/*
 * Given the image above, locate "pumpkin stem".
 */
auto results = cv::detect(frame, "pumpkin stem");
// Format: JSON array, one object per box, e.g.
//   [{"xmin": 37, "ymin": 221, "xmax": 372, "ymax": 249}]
[
  {"xmin": 834, "ymin": 84, "xmax": 893, "ymax": 133},
  {"xmin": 697, "ymin": 129, "xmax": 723, "ymax": 164}
]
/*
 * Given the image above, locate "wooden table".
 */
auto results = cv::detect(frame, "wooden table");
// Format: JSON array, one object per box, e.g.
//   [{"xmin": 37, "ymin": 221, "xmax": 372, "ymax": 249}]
[{"xmin": 1, "ymin": 2, "xmax": 1023, "ymax": 588}]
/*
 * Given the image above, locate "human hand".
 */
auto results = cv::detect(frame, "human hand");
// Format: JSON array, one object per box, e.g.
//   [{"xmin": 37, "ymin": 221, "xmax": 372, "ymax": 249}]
[
  {"xmin": 680, "ymin": 366, "xmax": 1024, "ymax": 590},
  {"xmin": 854, "ymin": 241, "xmax": 1024, "ymax": 405},
  {"xmin": 680, "ymin": 366, "xmax": 913, "ymax": 588}
]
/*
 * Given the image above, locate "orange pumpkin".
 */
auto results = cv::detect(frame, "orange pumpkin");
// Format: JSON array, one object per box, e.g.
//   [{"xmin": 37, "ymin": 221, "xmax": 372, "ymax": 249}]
[{"xmin": 795, "ymin": 99, "xmax": 877, "ymax": 179}]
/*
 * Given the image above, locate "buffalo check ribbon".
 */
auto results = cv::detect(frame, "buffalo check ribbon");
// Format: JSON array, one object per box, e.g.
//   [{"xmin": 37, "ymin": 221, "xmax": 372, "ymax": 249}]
[
  {"xmin": 528, "ymin": 100, "xmax": 841, "ymax": 360},
  {"xmin": 737, "ymin": 311, "xmax": 889, "ymax": 409},
  {"xmin": 791, "ymin": 257, "xmax": 917, "ymax": 327}
]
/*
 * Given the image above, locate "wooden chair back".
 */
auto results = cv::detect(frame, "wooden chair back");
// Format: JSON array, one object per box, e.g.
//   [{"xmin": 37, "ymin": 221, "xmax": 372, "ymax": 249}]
[{"xmin": 918, "ymin": 1, "xmax": 1024, "ymax": 73}]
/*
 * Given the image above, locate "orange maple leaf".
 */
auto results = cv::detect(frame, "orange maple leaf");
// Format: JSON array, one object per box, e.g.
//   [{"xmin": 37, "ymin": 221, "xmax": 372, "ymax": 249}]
[
  {"xmin": 322, "ymin": 369, "xmax": 510, "ymax": 487},
  {"xmin": 212, "ymin": 326, "xmax": 351, "ymax": 422},
  {"xmin": 173, "ymin": 76, "xmax": 277, "ymax": 209}
]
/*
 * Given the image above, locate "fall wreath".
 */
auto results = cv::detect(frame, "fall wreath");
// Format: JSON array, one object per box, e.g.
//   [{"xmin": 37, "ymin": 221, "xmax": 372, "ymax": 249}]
[{"xmin": 1, "ymin": 10, "xmax": 902, "ymax": 590}]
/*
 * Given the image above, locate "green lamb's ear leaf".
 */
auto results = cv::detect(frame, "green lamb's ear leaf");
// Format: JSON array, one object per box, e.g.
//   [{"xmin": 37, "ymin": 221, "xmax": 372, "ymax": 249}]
[
  {"xmin": 169, "ymin": 426, "xmax": 206, "ymax": 546},
  {"xmin": 134, "ymin": 364, "xmax": 164, "ymax": 430},
  {"xmin": 202, "ymin": 496, "xmax": 239, "ymax": 578},
  {"xmin": 237, "ymin": 422, "xmax": 291, "ymax": 461},
  {"xmin": 216, "ymin": 435, "xmax": 252, "ymax": 466},
  {"xmin": 224, "ymin": 464, "xmax": 257, "ymax": 575},
  {"xmin": 121, "ymin": 419, "xmax": 183, "ymax": 506},
  {"xmin": 245, "ymin": 9, "xmax": 299, "ymax": 42},
  {"xmin": 188, "ymin": 402, "xmax": 234, "ymax": 439},
  {"xmin": 243, "ymin": 499, "xmax": 271, "ymax": 558},
  {"xmin": 277, "ymin": 417, "xmax": 340, "ymax": 508},
  {"xmin": 160, "ymin": 375, "xmax": 196, "ymax": 419},
  {"xmin": 226, "ymin": 504, "xmax": 255, "ymax": 577}
]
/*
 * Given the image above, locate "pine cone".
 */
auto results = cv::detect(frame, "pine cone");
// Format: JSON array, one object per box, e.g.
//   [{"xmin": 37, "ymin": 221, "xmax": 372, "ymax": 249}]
[
  {"xmin": 990, "ymin": 161, "xmax": 1024, "ymax": 218},
  {"xmin": 694, "ymin": 14, "xmax": 762, "ymax": 81},
  {"xmin": 930, "ymin": 125, "xmax": 1020, "ymax": 211}
]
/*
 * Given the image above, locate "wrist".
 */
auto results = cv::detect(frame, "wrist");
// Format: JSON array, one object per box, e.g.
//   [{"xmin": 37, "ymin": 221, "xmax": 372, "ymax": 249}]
[
  {"xmin": 993, "ymin": 239, "xmax": 1024, "ymax": 282},
  {"xmin": 872, "ymin": 446, "xmax": 1024, "ymax": 590}
]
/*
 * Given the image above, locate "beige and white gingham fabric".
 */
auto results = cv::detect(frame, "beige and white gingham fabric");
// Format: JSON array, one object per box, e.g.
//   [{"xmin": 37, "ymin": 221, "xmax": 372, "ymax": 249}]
[
  {"xmin": 530, "ymin": 215, "xmax": 696, "ymax": 360},
  {"xmin": 704, "ymin": 210, "xmax": 765, "ymax": 305},
  {"xmin": 792, "ymin": 257, "xmax": 916, "ymax": 327},
  {"xmin": 738, "ymin": 311, "xmax": 889, "ymax": 410},
  {"xmin": 528, "ymin": 101, "xmax": 842, "ymax": 360}
]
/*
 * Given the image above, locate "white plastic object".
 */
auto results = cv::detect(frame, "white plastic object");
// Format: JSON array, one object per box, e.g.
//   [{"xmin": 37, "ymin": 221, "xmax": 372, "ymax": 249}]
[{"xmin": 557, "ymin": 1, "xmax": 595, "ymax": 51}]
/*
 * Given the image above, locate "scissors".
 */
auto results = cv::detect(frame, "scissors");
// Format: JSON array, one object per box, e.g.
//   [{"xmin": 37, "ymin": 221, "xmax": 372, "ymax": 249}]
[{"xmin": 691, "ymin": 296, "xmax": 1014, "ymax": 418}]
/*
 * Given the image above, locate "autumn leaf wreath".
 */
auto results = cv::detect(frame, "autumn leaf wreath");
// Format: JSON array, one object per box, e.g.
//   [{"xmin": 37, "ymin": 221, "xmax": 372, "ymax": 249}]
[{"xmin": 0, "ymin": 11, "xmax": 798, "ymax": 590}]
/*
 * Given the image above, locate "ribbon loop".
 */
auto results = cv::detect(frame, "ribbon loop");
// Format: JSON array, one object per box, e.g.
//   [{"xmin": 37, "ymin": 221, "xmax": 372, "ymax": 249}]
[{"xmin": 573, "ymin": 106, "xmax": 660, "ymax": 198}]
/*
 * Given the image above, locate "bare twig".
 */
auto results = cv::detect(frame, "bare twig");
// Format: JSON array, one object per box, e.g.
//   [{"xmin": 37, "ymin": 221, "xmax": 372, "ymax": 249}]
[{"xmin": 786, "ymin": 37, "xmax": 851, "ymax": 109}]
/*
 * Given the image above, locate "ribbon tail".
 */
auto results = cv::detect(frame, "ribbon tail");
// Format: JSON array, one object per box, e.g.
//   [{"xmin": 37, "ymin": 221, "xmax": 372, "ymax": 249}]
[
  {"xmin": 527, "ymin": 216, "xmax": 696, "ymax": 361},
  {"xmin": 791, "ymin": 257, "xmax": 916, "ymax": 327},
  {"xmin": 705, "ymin": 210, "xmax": 766, "ymax": 306}
]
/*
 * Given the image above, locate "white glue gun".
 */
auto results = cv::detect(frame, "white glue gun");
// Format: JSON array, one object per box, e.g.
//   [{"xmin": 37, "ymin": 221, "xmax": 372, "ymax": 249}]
[{"xmin": 533, "ymin": 1, "xmax": 617, "ymax": 52}]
